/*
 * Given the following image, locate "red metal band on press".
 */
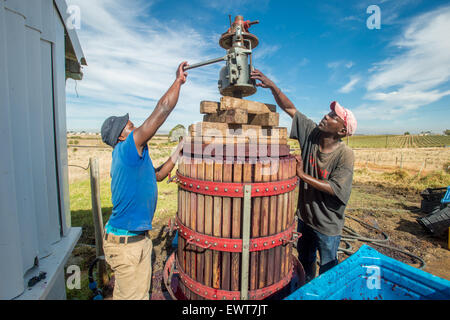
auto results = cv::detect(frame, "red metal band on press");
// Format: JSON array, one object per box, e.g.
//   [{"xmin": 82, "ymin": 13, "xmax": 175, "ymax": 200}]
[
  {"xmin": 176, "ymin": 217, "xmax": 297, "ymax": 252},
  {"xmin": 176, "ymin": 258, "xmax": 293, "ymax": 300},
  {"xmin": 176, "ymin": 171, "xmax": 298, "ymax": 197}
]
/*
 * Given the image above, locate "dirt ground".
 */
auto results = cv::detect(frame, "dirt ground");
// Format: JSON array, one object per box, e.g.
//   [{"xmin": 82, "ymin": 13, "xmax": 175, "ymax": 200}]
[{"xmin": 341, "ymin": 183, "xmax": 450, "ymax": 280}]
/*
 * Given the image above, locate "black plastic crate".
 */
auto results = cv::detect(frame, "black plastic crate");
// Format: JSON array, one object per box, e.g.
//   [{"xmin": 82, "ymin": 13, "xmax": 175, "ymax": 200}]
[
  {"xmin": 420, "ymin": 187, "xmax": 448, "ymax": 214},
  {"xmin": 420, "ymin": 187, "xmax": 447, "ymax": 202},
  {"xmin": 417, "ymin": 206, "xmax": 450, "ymax": 235},
  {"xmin": 421, "ymin": 199, "xmax": 442, "ymax": 214}
]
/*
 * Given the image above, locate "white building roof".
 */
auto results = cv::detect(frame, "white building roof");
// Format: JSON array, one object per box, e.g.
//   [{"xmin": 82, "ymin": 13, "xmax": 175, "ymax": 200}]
[{"xmin": 54, "ymin": 0, "xmax": 87, "ymax": 79}]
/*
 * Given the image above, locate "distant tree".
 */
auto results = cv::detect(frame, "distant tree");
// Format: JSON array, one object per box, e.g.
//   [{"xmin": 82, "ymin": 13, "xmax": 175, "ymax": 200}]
[
  {"xmin": 404, "ymin": 132, "xmax": 410, "ymax": 135},
  {"xmin": 169, "ymin": 124, "xmax": 186, "ymax": 142},
  {"xmin": 444, "ymin": 129, "xmax": 450, "ymax": 136}
]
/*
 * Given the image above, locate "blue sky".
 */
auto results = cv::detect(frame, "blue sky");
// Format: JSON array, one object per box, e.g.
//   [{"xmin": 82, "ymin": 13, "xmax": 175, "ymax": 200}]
[{"xmin": 66, "ymin": 0, "xmax": 450, "ymax": 135}]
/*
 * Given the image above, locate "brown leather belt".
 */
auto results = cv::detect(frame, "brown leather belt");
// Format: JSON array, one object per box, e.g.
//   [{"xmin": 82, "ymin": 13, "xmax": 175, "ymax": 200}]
[{"xmin": 104, "ymin": 232, "xmax": 149, "ymax": 244}]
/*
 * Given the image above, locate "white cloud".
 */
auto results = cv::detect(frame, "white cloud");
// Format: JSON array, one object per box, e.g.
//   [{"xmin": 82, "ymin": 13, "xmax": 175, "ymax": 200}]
[
  {"xmin": 327, "ymin": 61, "xmax": 340, "ymax": 69},
  {"xmin": 298, "ymin": 57, "xmax": 310, "ymax": 67},
  {"xmin": 65, "ymin": 0, "xmax": 224, "ymax": 131},
  {"xmin": 201, "ymin": 0, "xmax": 271, "ymax": 13},
  {"xmin": 345, "ymin": 61, "xmax": 354, "ymax": 69},
  {"xmin": 253, "ymin": 44, "xmax": 281, "ymax": 60},
  {"xmin": 339, "ymin": 76, "xmax": 361, "ymax": 93},
  {"xmin": 355, "ymin": 5, "xmax": 450, "ymax": 120},
  {"xmin": 327, "ymin": 60, "xmax": 354, "ymax": 69}
]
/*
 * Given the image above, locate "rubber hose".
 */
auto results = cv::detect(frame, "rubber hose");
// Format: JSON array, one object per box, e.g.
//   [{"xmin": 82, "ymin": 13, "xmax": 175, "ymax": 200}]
[{"xmin": 338, "ymin": 214, "xmax": 426, "ymax": 269}]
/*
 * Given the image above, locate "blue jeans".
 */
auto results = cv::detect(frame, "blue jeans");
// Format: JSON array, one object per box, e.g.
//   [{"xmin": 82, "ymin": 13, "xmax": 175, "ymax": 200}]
[{"xmin": 296, "ymin": 219, "xmax": 341, "ymax": 283}]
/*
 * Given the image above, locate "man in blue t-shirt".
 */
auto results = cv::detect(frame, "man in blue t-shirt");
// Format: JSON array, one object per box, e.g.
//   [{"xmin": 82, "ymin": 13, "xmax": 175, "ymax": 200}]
[{"xmin": 100, "ymin": 62, "xmax": 188, "ymax": 300}]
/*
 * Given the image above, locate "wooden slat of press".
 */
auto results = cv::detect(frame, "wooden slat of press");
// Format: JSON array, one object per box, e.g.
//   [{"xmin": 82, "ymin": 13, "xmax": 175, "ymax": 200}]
[
  {"xmin": 290, "ymin": 158, "xmax": 297, "ymax": 273},
  {"xmin": 274, "ymin": 158, "xmax": 284, "ymax": 284},
  {"xmin": 285, "ymin": 158, "xmax": 293, "ymax": 277},
  {"xmin": 250, "ymin": 161, "xmax": 262, "ymax": 291},
  {"xmin": 289, "ymin": 157, "xmax": 297, "ymax": 273},
  {"xmin": 183, "ymin": 157, "xmax": 191, "ymax": 299},
  {"xmin": 204, "ymin": 160, "xmax": 214, "ymax": 288},
  {"xmin": 178, "ymin": 160, "xmax": 186, "ymax": 297},
  {"xmin": 221, "ymin": 162, "xmax": 233, "ymax": 291},
  {"xmin": 267, "ymin": 158, "xmax": 279, "ymax": 286},
  {"xmin": 231, "ymin": 160, "xmax": 243, "ymax": 291},
  {"xmin": 189, "ymin": 160, "xmax": 198, "ymax": 299},
  {"xmin": 258, "ymin": 160, "xmax": 271, "ymax": 289},
  {"xmin": 196, "ymin": 160, "xmax": 205, "ymax": 299},
  {"xmin": 281, "ymin": 159, "xmax": 289, "ymax": 278},
  {"xmin": 184, "ymin": 158, "xmax": 192, "ymax": 299},
  {"xmin": 212, "ymin": 161, "xmax": 223, "ymax": 289}
]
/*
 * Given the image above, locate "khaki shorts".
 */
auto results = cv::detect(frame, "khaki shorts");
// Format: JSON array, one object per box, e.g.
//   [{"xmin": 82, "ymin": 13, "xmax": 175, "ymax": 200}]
[{"xmin": 103, "ymin": 234, "xmax": 153, "ymax": 300}]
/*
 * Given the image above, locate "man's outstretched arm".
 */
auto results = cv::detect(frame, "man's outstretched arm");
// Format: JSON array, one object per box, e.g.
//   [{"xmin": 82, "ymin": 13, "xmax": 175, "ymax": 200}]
[
  {"xmin": 133, "ymin": 62, "xmax": 189, "ymax": 154},
  {"xmin": 250, "ymin": 69, "xmax": 297, "ymax": 118},
  {"xmin": 294, "ymin": 155, "xmax": 335, "ymax": 196},
  {"xmin": 154, "ymin": 139, "xmax": 184, "ymax": 182}
]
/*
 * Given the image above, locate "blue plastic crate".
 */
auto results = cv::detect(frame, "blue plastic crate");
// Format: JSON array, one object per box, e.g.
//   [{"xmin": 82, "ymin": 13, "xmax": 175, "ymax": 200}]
[
  {"xmin": 442, "ymin": 186, "xmax": 450, "ymax": 204},
  {"xmin": 285, "ymin": 245, "xmax": 450, "ymax": 300}
]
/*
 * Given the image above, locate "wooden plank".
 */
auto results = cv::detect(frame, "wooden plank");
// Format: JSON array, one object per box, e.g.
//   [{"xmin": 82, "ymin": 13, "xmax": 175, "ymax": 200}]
[
  {"xmin": 189, "ymin": 122, "xmax": 287, "ymax": 139},
  {"xmin": 184, "ymin": 158, "xmax": 192, "ymax": 299},
  {"xmin": 267, "ymin": 159, "xmax": 279, "ymax": 286},
  {"xmin": 281, "ymin": 159, "xmax": 289, "ymax": 278},
  {"xmin": 190, "ymin": 159, "xmax": 198, "ymax": 299},
  {"xmin": 285, "ymin": 159, "xmax": 293, "ymax": 278},
  {"xmin": 248, "ymin": 112, "xmax": 279, "ymax": 126},
  {"xmin": 212, "ymin": 161, "xmax": 223, "ymax": 289},
  {"xmin": 196, "ymin": 161, "xmax": 205, "ymax": 293},
  {"xmin": 204, "ymin": 160, "xmax": 214, "ymax": 288},
  {"xmin": 250, "ymin": 161, "xmax": 262, "ymax": 291},
  {"xmin": 221, "ymin": 162, "xmax": 233, "ymax": 290},
  {"xmin": 258, "ymin": 160, "xmax": 271, "ymax": 289},
  {"xmin": 231, "ymin": 160, "xmax": 243, "ymax": 291},
  {"xmin": 200, "ymin": 100, "xmax": 219, "ymax": 114},
  {"xmin": 179, "ymin": 158, "xmax": 188, "ymax": 299},
  {"xmin": 203, "ymin": 109, "xmax": 248, "ymax": 124},
  {"xmin": 176, "ymin": 159, "xmax": 184, "ymax": 298},
  {"xmin": 274, "ymin": 159, "xmax": 284, "ymax": 283},
  {"xmin": 186, "ymin": 135, "xmax": 288, "ymax": 145},
  {"xmin": 287, "ymin": 157, "xmax": 297, "ymax": 275},
  {"xmin": 220, "ymin": 96, "xmax": 276, "ymax": 114}
]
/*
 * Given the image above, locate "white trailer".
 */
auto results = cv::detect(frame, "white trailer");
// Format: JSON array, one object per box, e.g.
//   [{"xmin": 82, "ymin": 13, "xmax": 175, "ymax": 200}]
[{"xmin": 0, "ymin": 0, "xmax": 87, "ymax": 299}]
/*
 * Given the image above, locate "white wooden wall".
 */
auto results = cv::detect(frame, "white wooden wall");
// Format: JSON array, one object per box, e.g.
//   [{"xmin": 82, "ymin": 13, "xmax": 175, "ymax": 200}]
[{"xmin": 0, "ymin": 0, "xmax": 73, "ymax": 299}]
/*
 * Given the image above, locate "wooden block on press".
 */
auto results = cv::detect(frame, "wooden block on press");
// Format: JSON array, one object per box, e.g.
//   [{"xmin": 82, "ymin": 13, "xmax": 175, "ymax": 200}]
[
  {"xmin": 200, "ymin": 100, "xmax": 220, "ymax": 114},
  {"xmin": 189, "ymin": 122, "xmax": 287, "ymax": 140},
  {"xmin": 220, "ymin": 96, "xmax": 276, "ymax": 114},
  {"xmin": 265, "ymin": 127, "xmax": 288, "ymax": 139},
  {"xmin": 189, "ymin": 122, "xmax": 262, "ymax": 136},
  {"xmin": 203, "ymin": 109, "xmax": 248, "ymax": 124},
  {"xmin": 247, "ymin": 112, "xmax": 279, "ymax": 126},
  {"xmin": 185, "ymin": 136, "xmax": 288, "ymax": 145}
]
